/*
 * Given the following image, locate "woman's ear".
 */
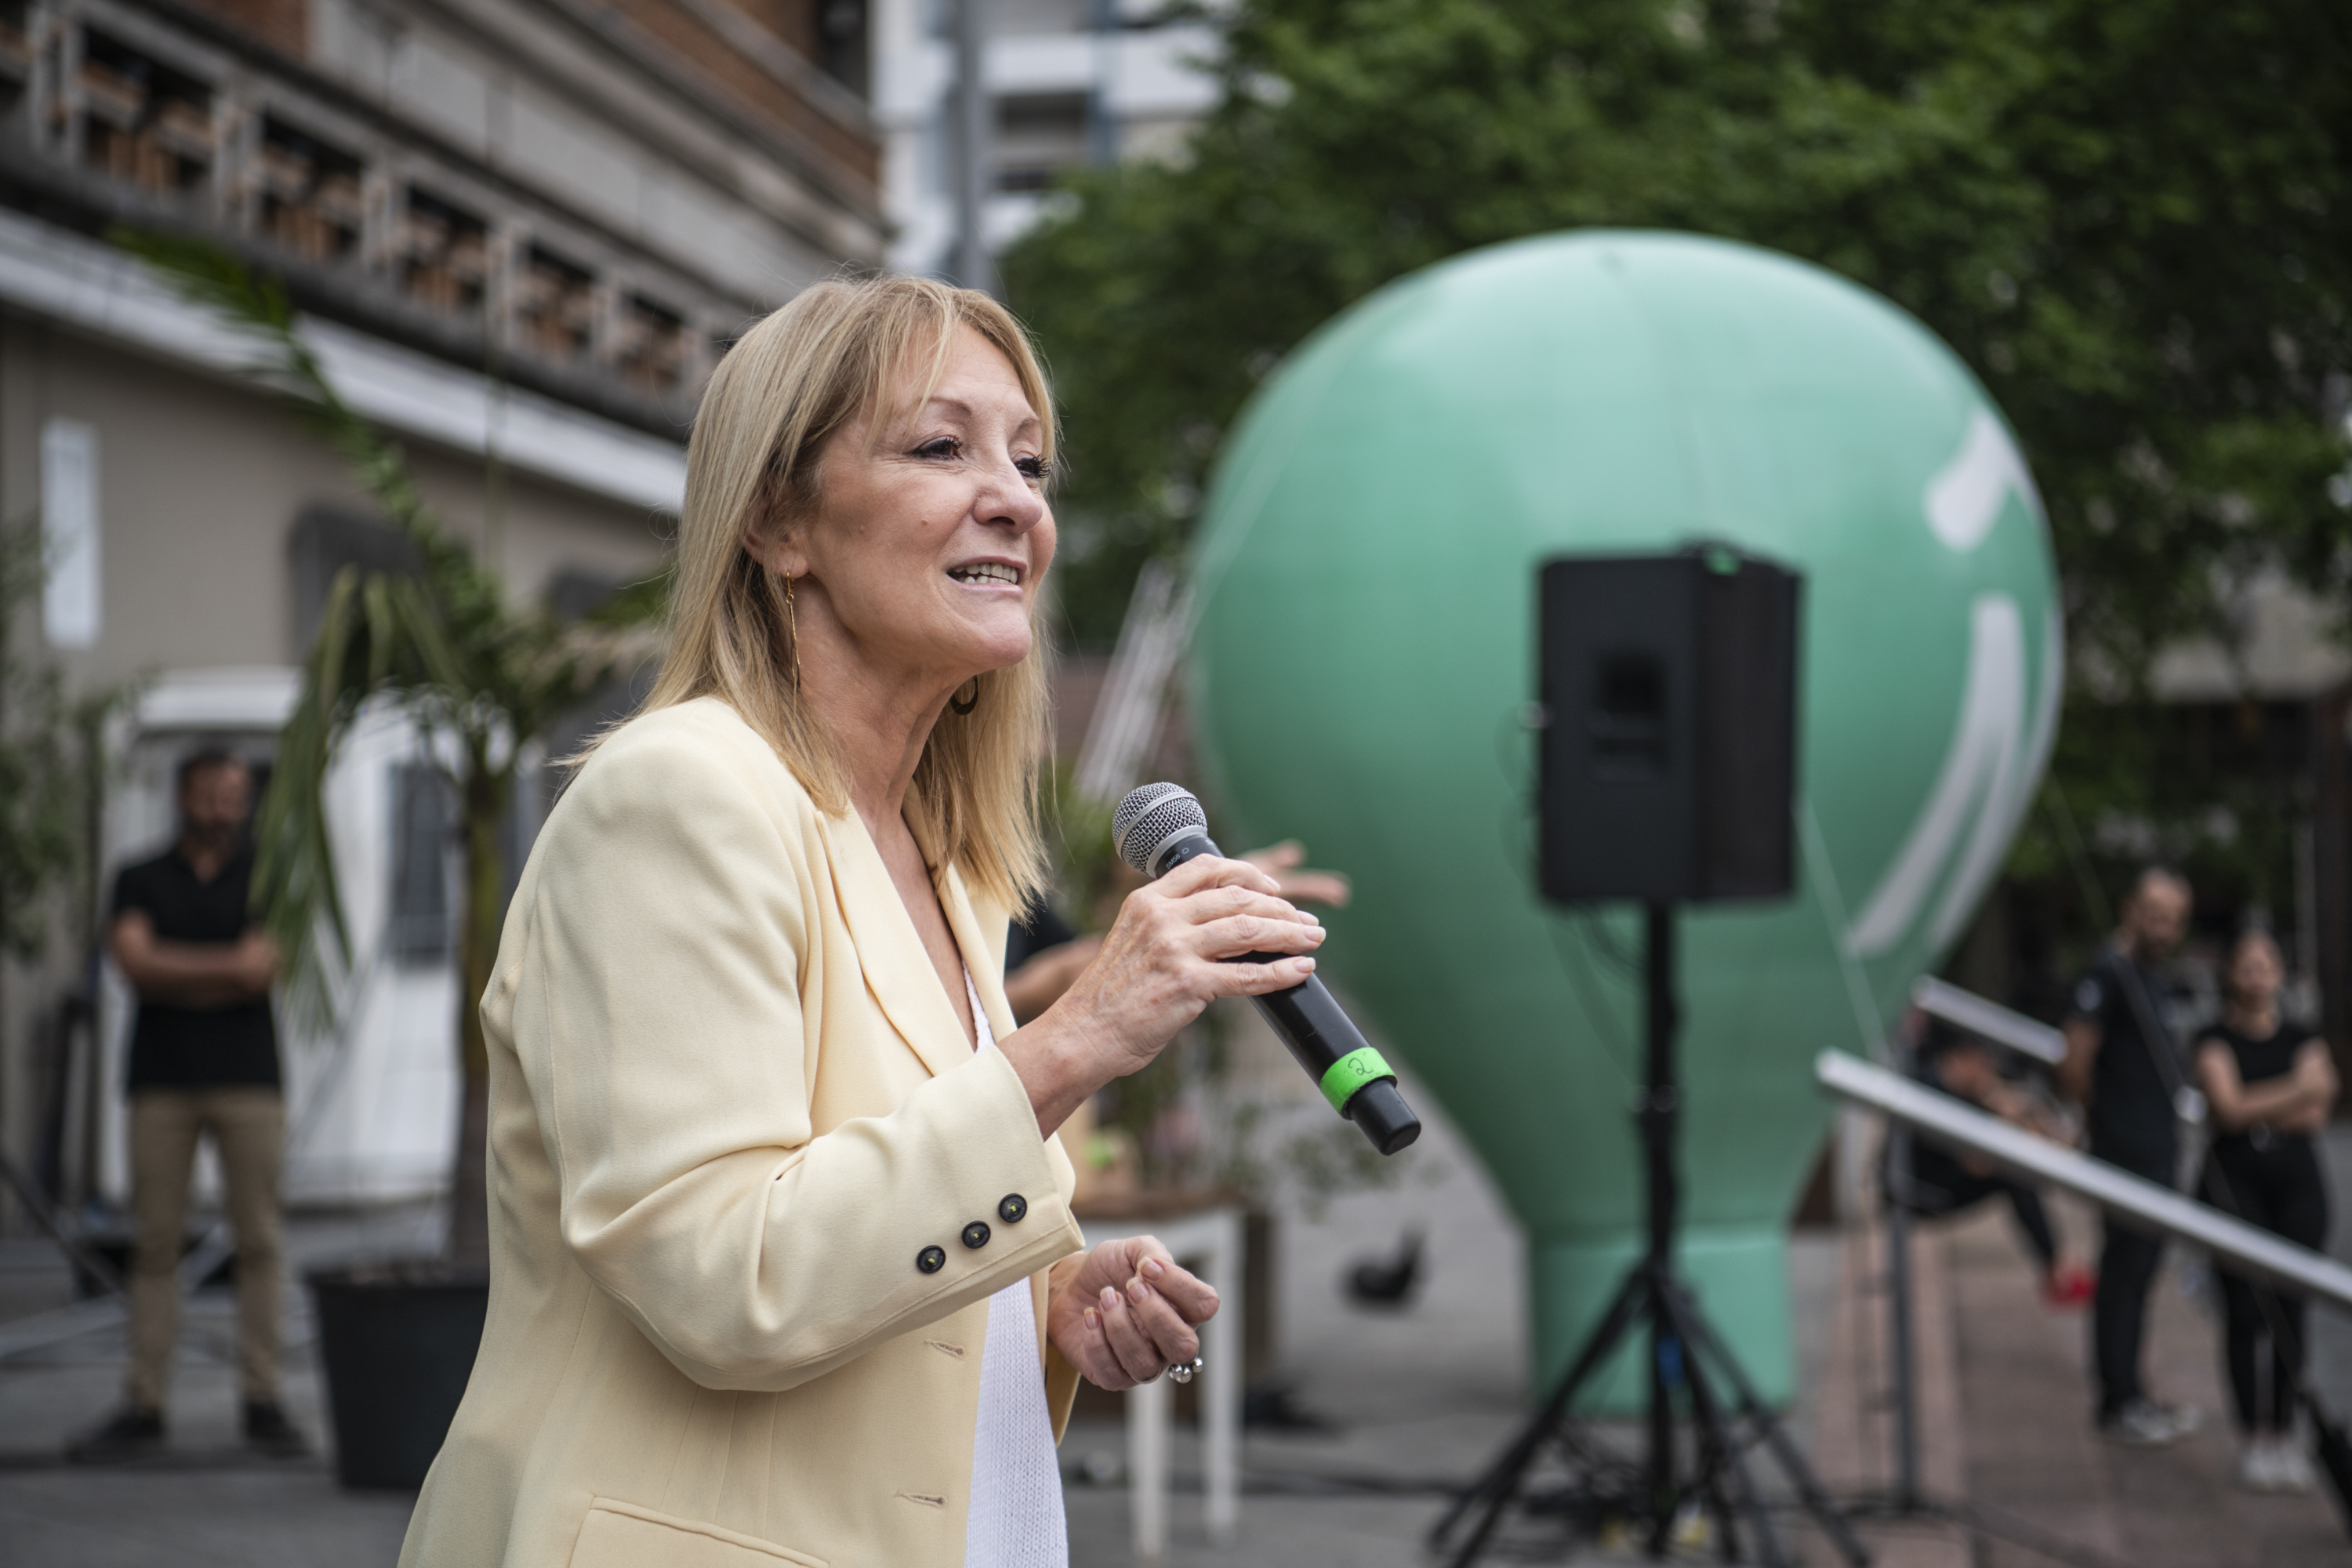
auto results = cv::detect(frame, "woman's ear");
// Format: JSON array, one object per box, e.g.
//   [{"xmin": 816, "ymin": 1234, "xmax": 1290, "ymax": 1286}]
[{"xmin": 742, "ymin": 507, "xmax": 809, "ymax": 581}]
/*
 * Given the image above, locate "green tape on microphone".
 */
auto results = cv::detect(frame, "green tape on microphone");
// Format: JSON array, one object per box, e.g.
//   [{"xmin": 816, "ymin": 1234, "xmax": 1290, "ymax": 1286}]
[{"xmin": 1319, "ymin": 1046, "xmax": 1396, "ymax": 1114}]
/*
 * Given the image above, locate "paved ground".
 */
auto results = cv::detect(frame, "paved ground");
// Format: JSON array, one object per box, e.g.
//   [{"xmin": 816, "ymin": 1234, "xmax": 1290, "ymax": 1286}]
[
  {"xmin": 1947, "ymin": 1188, "xmax": 2346, "ymax": 1568},
  {"xmin": 1809, "ymin": 1189, "xmax": 2350, "ymax": 1568},
  {"xmin": 5, "ymin": 1108, "xmax": 2352, "ymax": 1566},
  {"xmin": 0, "ymin": 1202, "xmax": 434, "ymax": 1566}
]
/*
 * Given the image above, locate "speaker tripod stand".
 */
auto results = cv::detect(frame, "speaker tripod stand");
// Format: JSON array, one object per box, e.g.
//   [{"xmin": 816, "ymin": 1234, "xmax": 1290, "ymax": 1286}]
[{"xmin": 1429, "ymin": 905, "xmax": 1871, "ymax": 1567}]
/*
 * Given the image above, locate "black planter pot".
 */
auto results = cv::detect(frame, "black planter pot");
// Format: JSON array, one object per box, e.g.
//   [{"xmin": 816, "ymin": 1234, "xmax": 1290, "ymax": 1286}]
[{"xmin": 309, "ymin": 1261, "xmax": 488, "ymax": 1490}]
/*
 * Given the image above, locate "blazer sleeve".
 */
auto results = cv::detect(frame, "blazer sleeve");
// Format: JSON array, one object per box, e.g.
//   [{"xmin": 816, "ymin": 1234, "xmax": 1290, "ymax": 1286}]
[{"xmin": 501, "ymin": 715, "xmax": 1083, "ymax": 1393}]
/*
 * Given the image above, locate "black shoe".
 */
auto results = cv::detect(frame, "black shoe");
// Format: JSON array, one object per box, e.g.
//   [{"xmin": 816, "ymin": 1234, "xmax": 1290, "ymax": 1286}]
[
  {"xmin": 66, "ymin": 1406, "xmax": 165, "ymax": 1465},
  {"xmin": 243, "ymin": 1399, "xmax": 310, "ymax": 1458}
]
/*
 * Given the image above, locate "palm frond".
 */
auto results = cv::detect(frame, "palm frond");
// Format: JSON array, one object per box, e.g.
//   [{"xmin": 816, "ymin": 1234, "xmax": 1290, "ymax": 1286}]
[
  {"xmin": 254, "ymin": 566, "xmax": 362, "ymax": 1033},
  {"xmin": 122, "ymin": 230, "xmax": 673, "ymax": 1038}
]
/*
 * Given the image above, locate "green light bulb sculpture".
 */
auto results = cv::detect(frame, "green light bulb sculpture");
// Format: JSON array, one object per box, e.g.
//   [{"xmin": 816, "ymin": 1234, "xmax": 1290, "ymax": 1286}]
[{"xmin": 1190, "ymin": 231, "xmax": 2060, "ymax": 1404}]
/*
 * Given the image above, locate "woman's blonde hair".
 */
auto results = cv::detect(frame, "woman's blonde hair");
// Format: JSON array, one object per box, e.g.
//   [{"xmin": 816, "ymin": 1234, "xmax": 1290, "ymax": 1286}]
[{"xmin": 633, "ymin": 274, "xmax": 1055, "ymax": 909}]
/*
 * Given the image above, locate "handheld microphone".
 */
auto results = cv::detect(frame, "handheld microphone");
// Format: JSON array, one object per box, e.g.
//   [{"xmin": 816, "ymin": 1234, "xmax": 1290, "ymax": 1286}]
[{"xmin": 1112, "ymin": 783, "xmax": 1421, "ymax": 1156}]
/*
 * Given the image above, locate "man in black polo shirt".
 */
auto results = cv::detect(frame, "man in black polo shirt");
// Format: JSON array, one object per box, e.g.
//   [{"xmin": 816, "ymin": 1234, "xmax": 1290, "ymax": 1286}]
[
  {"xmin": 69, "ymin": 751, "xmax": 306, "ymax": 1462},
  {"xmin": 2061, "ymin": 866, "xmax": 2199, "ymax": 1448}
]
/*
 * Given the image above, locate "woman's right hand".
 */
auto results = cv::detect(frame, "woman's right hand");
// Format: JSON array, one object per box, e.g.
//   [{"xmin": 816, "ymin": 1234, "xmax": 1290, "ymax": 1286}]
[{"xmin": 1000, "ymin": 855, "xmax": 1323, "ymax": 1133}]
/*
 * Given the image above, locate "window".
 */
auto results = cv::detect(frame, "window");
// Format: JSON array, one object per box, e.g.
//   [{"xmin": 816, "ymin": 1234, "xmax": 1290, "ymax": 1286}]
[
  {"xmin": 613, "ymin": 294, "xmax": 687, "ymax": 394},
  {"xmin": 79, "ymin": 31, "xmax": 213, "ymax": 199},
  {"xmin": 259, "ymin": 117, "xmax": 364, "ymax": 263},
  {"xmin": 517, "ymin": 245, "xmax": 595, "ymax": 361},
  {"xmin": 288, "ymin": 506, "xmax": 420, "ymax": 656},
  {"xmin": 387, "ymin": 761, "xmax": 454, "ymax": 964},
  {"xmin": 993, "ymin": 93, "xmax": 1086, "ymax": 192},
  {"xmin": 41, "ymin": 419, "xmax": 99, "ymax": 648},
  {"xmin": 400, "ymin": 187, "xmax": 488, "ymax": 314}
]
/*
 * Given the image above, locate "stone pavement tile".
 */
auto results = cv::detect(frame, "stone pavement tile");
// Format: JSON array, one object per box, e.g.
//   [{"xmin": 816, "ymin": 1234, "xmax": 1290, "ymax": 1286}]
[
  {"xmin": 0, "ymin": 1298, "xmax": 332, "ymax": 1462},
  {"xmin": 0, "ymin": 1466, "xmax": 413, "ymax": 1567},
  {"xmin": 1067, "ymin": 1475, "xmax": 1441, "ymax": 1568},
  {"xmin": 1940, "ymin": 1200, "xmax": 2128, "ymax": 1566},
  {"xmin": 1800, "ymin": 1220, "xmax": 1969, "ymax": 1568},
  {"xmin": 2110, "ymin": 1232, "xmax": 2346, "ymax": 1568},
  {"xmin": 1943, "ymin": 1193, "xmax": 2347, "ymax": 1568},
  {"xmin": 2304, "ymin": 1127, "xmax": 2352, "ymax": 1425}
]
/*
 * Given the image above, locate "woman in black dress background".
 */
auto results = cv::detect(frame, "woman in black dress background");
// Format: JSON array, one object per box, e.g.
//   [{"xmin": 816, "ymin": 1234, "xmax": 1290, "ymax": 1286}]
[{"xmin": 2193, "ymin": 928, "xmax": 2339, "ymax": 1494}]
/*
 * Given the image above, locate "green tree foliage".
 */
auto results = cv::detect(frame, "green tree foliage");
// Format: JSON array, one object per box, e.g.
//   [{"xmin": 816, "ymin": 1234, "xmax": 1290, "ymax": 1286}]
[
  {"xmin": 0, "ymin": 528, "xmax": 120, "ymax": 966},
  {"xmin": 1006, "ymin": 0, "xmax": 2352, "ymax": 674},
  {"xmin": 0, "ymin": 528, "xmax": 128, "ymax": 1189},
  {"xmin": 122, "ymin": 232, "xmax": 663, "ymax": 1261}
]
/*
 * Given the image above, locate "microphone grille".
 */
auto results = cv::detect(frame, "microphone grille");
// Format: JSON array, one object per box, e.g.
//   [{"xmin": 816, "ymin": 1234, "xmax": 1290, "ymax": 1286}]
[{"xmin": 1112, "ymin": 782, "xmax": 1207, "ymax": 875}]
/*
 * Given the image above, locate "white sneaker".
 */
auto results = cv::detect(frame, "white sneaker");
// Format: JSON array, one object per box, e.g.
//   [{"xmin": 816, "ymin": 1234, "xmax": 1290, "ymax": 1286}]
[
  {"xmin": 2103, "ymin": 1399, "xmax": 2188, "ymax": 1446},
  {"xmin": 2241, "ymin": 1439, "xmax": 2284, "ymax": 1492},
  {"xmin": 2270, "ymin": 1440, "xmax": 2317, "ymax": 1494}
]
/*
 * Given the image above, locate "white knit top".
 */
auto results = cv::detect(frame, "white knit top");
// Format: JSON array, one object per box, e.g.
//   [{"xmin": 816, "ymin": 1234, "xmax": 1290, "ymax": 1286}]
[{"xmin": 962, "ymin": 971, "xmax": 1069, "ymax": 1568}]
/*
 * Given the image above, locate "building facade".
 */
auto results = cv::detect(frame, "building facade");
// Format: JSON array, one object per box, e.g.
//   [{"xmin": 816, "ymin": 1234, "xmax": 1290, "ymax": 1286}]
[
  {"xmin": 869, "ymin": 0, "xmax": 1218, "ymax": 277},
  {"xmin": 2, "ymin": 0, "xmax": 881, "ymax": 1221}
]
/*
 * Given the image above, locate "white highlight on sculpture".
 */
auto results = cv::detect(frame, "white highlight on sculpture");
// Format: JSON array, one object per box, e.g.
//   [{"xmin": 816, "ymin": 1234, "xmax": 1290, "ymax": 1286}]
[
  {"xmin": 1843, "ymin": 405, "xmax": 2063, "ymax": 960},
  {"xmin": 1923, "ymin": 408, "xmax": 2044, "ymax": 553},
  {"xmin": 1846, "ymin": 593, "xmax": 2060, "ymax": 958}
]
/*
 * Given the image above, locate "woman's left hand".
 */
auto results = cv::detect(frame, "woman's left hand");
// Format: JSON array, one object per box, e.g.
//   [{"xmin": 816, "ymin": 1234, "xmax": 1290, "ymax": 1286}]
[{"xmin": 1046, "ymin": 1236, "xmax": 1218, "ymax": 1391}]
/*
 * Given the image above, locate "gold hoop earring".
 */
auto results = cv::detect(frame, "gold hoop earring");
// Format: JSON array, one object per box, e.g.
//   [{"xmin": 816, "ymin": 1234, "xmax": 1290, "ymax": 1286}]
[
  {"xmin": 950, "ymin": 677, "xmax": 980, "ymax": 716},
  {"xmin": 783, "ymin": 572, "xmax": 802, "ymax": 696}
]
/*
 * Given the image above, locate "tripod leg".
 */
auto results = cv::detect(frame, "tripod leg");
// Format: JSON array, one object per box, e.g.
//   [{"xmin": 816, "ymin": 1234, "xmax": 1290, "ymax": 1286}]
[
  {"xmin": 1431, "ymin": 1263, "xmax": 1651, "ymax": 1564},
  {"xmin": 1646, "ymin": 1294, "xmax": 1679, "ymax": 1559},
  {"xmin": 1677, "ymin": 1349, "xmax": 1744, "ymax": 1564},
  {"xmin": 1664, "ymin": 1286, "xmax": 1785, "ymax": 1568},
  {"xmin": 1675, "ymin": 1286, "xmax": 1871, "ymax": 1568}
]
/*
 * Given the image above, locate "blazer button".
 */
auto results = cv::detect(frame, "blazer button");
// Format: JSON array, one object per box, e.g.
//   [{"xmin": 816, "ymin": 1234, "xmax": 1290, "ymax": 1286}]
[
  {"xmin": 916, "ymin": 1245, "xmax": 946, "ymax": 1274},
  {"xmin": 997, "ymin": 1193, "xmax": 1027, "ymax": 1224},
  {"xmin": 960, "ymin": 1221, "xmax": 991, "ymax": 1250}
]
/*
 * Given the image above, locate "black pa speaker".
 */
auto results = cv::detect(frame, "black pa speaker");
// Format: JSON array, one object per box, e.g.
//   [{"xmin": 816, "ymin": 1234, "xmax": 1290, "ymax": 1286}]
[{"xmin": 1537, "ymin": 547, "xmax": 1802, "ymax": 906}]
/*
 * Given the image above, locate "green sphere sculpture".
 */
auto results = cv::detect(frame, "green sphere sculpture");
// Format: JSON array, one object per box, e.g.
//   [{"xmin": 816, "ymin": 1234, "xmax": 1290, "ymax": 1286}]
[{"xmin": 1189, "ymin": 231, "xmax": 2061, "ymax": 1405}]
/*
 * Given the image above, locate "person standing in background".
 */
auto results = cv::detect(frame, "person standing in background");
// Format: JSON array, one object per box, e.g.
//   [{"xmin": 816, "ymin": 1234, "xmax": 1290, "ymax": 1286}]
[
  {"xmin": 1889, "ymin": 1015, "xmax": 2092, "ymax": 1308},
  {"xmin": 2060, "ymin": 866, "xmax": 2200, "ymax": 1447},
  {"xmin": 68, "ymin": 751, "xmax": 306, "ymax": 1463},
  {"xmin": 2194, "ymin": 927, "xmax": 2337, "ymax": 1494}
]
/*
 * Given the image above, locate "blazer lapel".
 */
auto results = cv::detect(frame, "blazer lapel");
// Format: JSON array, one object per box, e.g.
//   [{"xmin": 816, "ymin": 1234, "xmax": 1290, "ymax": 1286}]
[
  {"xmin": 818, "ymin": 810, "xmax": 974, "ymax": 1081},
  {"xmin": 936, "ymin": 864, "xmax": 1017, "ymax": 1047}
]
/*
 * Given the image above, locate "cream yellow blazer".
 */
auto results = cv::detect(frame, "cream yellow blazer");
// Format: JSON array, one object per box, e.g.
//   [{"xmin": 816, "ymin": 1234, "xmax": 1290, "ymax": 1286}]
[{"xmin": 399, "ymin": 697, "xmax": 1087, "ymax": 1568}]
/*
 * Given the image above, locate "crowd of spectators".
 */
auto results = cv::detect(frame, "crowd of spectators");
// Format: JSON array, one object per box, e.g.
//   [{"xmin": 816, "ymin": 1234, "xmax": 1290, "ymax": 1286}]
[{"xmin": 1894, "ymin": 866, "xmax": 2339, "ymax": 1495}]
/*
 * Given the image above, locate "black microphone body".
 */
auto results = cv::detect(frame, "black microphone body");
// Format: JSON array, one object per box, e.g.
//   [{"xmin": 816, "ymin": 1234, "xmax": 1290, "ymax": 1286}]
[{"xmin": 1154, "ymin": 833, "xmax": 1421, "ymax": 1156}]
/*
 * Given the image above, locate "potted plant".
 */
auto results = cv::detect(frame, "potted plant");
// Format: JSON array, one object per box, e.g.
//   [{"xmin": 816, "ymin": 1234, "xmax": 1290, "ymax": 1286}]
[{"xmin": 127, "ymin": 234, "xmax": 662, "ymax": 1486}]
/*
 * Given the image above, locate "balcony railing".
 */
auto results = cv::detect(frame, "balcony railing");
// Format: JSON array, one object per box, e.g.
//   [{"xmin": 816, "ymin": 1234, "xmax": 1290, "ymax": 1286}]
[{"xmin": 0, "ymin": 0, "xmax": 753, "ymax": 427}]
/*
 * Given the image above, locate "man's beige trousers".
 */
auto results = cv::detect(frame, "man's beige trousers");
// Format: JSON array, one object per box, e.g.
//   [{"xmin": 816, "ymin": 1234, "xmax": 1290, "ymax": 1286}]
[{"xmin": 125, "ymin": 1089, "xmax": 285, "ymax": 1410}]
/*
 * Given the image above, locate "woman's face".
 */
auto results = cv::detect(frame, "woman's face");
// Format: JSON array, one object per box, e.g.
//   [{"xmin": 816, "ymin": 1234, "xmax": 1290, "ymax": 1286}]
[
  {"xmin": 775, "ymin": 326, "xmax": 1053, "ymax": 695},
  {"xmin": 2229, "ymin": 935, "xmax": 2283, "ymax": 1010}
]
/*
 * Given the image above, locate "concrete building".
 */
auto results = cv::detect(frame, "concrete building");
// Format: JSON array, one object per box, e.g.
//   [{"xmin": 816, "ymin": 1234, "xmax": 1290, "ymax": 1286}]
[
  {"xmin": 0, "ymin": 0, "xmax": 883, "ymax": 1221},
  {"xmin": 869, "ymin": 0, "xmax": 1219, "ymax": 277}
]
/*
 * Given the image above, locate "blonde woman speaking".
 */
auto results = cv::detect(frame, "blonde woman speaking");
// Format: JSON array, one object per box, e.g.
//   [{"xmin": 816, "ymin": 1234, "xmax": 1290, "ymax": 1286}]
[{"xmin": 399, "ymin": 278, "xmax": 1323, "ymax": 1568}]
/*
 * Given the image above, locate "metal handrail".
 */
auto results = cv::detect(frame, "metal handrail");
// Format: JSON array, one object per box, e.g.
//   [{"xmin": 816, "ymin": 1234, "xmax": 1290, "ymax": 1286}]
[
  {"xmin": 1816, "ymin": 1048, "xmax": 2352, "ymax": 1311},
  {"xmin": 1909, "ymin": 975, "xmax": 2067, "ymax": 1065}
]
